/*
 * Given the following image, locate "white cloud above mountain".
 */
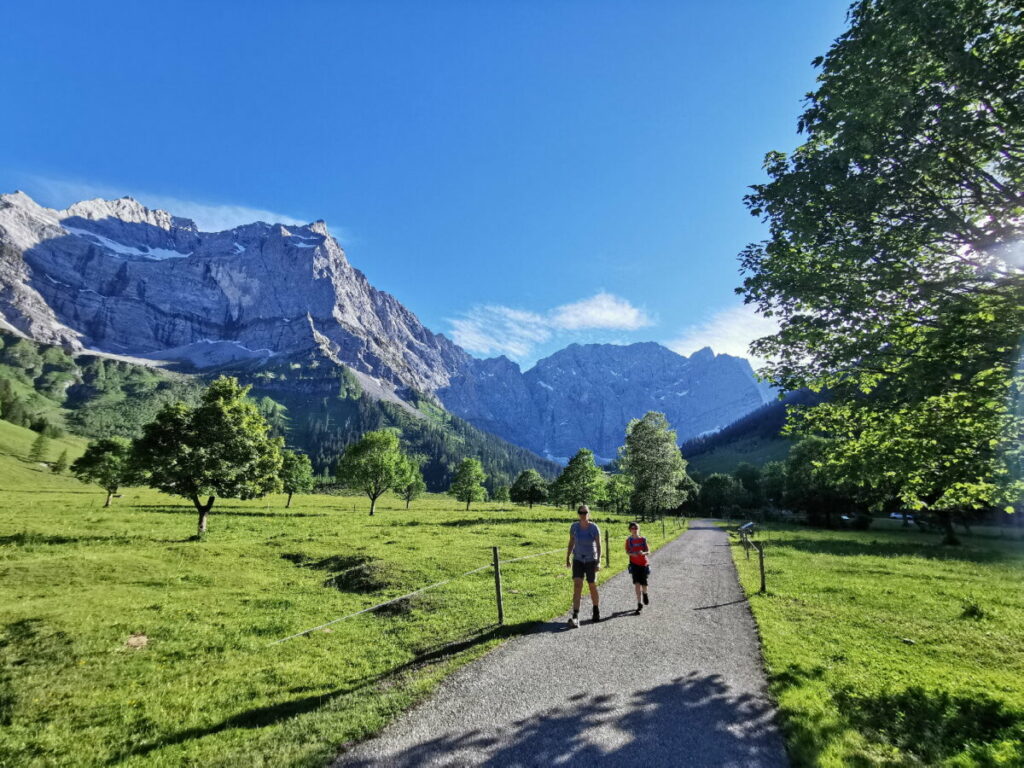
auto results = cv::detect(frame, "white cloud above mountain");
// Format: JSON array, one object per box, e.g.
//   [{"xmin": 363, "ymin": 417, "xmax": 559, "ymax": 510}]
[
  {"xmin": 550, "ymin": 291, "xmax": 653, "ymax": 331},
  {"xmin": 19, "ymin": 175, "xmax": 306, "ymax": 232},
  {"xmin": 666, "ymin": 302, "xmax": 778, "ymax": 366},
  {"xmin": 449, "ymin": 292, "xmax": 651, "ymax": 360}
]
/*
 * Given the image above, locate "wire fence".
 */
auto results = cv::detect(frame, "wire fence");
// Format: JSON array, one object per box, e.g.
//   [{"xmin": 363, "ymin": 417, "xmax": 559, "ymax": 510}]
[{"xmin": 270, "ymin": 515, "xmax": 689, "ymax": 647}]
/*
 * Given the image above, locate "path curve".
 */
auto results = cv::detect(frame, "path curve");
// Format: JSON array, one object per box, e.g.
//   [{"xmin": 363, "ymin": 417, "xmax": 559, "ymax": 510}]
[{"xmin": 334, "ymin": 519, "xmax": 788, "ymax": 767}]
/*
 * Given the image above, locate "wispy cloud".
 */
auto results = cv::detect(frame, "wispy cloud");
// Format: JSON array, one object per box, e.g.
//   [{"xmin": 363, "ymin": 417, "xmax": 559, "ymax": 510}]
[
  {"xmin": 17, "ymin": 175, "xmax": 307, "ymax": 232},
  {"xmin": 449, "ymin": 305, "xmax": 552, "ymax": 359},
  {"xmin": 665, "ymin": 302, "xmax": 778, "ymax": 366},
  {"xmin": 449, "ymin": 292, "xmax": 651, "ymax": 360},
  {"xmin": 551, "ymin": 291, "xmax": 653, "ymax": 331}
]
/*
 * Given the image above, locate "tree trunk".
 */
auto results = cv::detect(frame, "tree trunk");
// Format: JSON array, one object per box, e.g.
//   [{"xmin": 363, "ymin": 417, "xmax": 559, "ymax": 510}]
[
  {"xmin": 191, "ymin": 495, "xmax": 215, "ymax": 536},
  {"xmin": 939, "ymin": 510, "xmax": 960, "ymax": 545},
  {"xmin": 286, "ymin": 492, "xmax": 293, "ymax": 508},
  {"xmin": 465, "ymin": 499, "xmax": 471, "ymax": 511},
  {"xmin": 104, "ymin": 490, "xmax": 113, "ymax": 508},
  {"xmin": 405, "ymin": 499, "xmax": 410, "ymax": 510},
  {"xmin": 369, "ymin": 495, "xmax": 377, "ymax": 516}
]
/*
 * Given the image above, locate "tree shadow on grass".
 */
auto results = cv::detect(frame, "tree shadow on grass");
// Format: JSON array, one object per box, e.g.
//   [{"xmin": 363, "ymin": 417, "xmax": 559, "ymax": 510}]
[
  {"xmin": 336, "ymin": 671, "xmax": 787, "ymax": 767},
  {"xmin": 0, "ymin": 532, "xmax": 140, "ymax": 547},
  {"xmin": 105, "ymin": 619, "xmax": 562, "ymax": 764},
  {"xmin": 133, "ymin": 505, "xmax": 328, "ymax": 518},
  {"xmin": 772, "ymin": 536, "xmax": 1014, "ymax": 564}
]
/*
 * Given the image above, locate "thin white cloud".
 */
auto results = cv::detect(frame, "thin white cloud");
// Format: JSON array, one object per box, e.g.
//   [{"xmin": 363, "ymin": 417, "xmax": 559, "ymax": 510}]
[
  {"xmin": 551, "ymin": 291, "xmax": 653, "ymax": 331},
  {"xmin": 449, "ymin": 292, "xmax": 650, "ymax": 360},
  {"xmin": 665, "ymin": 303, "xmax": 778, "ymax": 366},
  {"xmin": 449, "ymin": 305, "xmax": 552, "ymax": 359},
  {"xmin": 19, "ymin": 175, "xmax": 306, "ymax": 232}
]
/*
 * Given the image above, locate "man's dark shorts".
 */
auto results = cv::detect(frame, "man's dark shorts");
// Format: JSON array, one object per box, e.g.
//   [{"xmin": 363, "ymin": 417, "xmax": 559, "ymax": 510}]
[
  {"xmin": 572, "ymin": 559, "xmax": 598, "ymax": 583},
  {"xmin": 628, "ymin": 563, "xmax": 650, "ymax": 586}
]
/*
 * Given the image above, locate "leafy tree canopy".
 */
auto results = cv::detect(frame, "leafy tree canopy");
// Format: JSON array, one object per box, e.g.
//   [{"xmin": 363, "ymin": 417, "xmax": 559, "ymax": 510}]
[
  {"xmin": 739, "ymin": 0, "xmax": 1024, "ymax": 520},
  {"xmin": 510, "ymin": 469, "xmax": 548, "ymax": 508},
  {"xmin": 335, "ymin": 428, "xmax": 415, "ymax": 516},
  {"xmin": 552, "ymin": 449, "xmax": 605, "ymax": 508},
  {"xmin": 133, "ymin": 376, "xmax": 284, "ymax": 535},
  {"xmin": 619, "ymin": 412, "xmax": 691, "ymax": 518},
  {"xmin": 448, "ymin": 457, "xmax": 488, "ymax": 510},
  {"xmin": 71, "ymin": 437, "xmax": 133, "ymax": 507},
  {"xmin": 279, "ymin": 449, "xmax": 315, "ymax": 508}
]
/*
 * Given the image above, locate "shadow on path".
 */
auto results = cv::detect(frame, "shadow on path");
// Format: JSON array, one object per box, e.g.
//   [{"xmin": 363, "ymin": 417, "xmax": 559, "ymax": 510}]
[{"xmin": 338, "ymin": 672, "xmax": 782, "ymax": 767}]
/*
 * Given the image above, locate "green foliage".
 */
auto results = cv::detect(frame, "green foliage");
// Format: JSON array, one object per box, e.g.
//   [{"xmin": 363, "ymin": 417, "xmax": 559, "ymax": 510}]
[
  {"xmin": 50, "ymin": 450, "xmax": 68, "ymax": 474},
  {"xmin": 448, "ymin": 457, "xmax": 488, "ymax": 510},
  {"xmin": 335, "ymin": 429, "xmax": 415, "ymax": 516},
  {"xmin": 733, "ymin": 463, "xmax": 763, "ymax": 509},
  {"xmin": 509, "ymin": 469, "xmax": 548, "ymax": 508},
  {"xmin": 551, "ymin": 449, "xmax": 605, "ymax": 508},
  {"xmin": 698, "ymin": 473, "xmax": 743, "ymax": 517},
  {"xmin": 27, "ymin": 432, "xmax": 49, "ymax": 463},
  {"xmin": 132, "ymin": 377, "xmax": 284, "ymax": 534},
  {"xmin": 400, "ymin": 472, "xmax": 428, "ymax": 509},
  {"xmin": 71, "ymin": 437, "xmax": 134, "ymax": 506},
  {"xmin": 739, "ymin": 0, "xmax": 1024, "ymax": 519},
  {"xmin": 605, "ymin": 473, "xmax": 634, "ymax": 515},
  {"xmin": 619, "ymin": 412, "xmax": 691, "ymax": 518},
  {"xmin": 761, "ymin": 461, "xmax": 787, "ymax": 507},
  {"xmin": 492, "ymin": 484, "xmax": 510, "ymax": 503},
  {"xmin": 785, "ymin": 437, "xmax": 857, "ymax": 529},
  {"xmin": 279, "ymin": 450, "xmax": 315, "ymax": 507}
]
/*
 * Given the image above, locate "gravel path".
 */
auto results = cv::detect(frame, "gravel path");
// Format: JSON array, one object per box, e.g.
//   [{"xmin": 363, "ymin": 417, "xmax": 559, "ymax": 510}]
[{"xmin": 334, "ymin": 519, "xmax": 788, "ymax": 767}]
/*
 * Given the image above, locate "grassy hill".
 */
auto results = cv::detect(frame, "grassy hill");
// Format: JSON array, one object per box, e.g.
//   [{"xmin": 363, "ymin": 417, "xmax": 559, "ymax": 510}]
[
  {"xmin": 681, "ymin": 390, "xmax": 822, "ymax": 475},
  {"xmin": 0, "ymin": 424, "xmax": 682, "ymax": 767}
]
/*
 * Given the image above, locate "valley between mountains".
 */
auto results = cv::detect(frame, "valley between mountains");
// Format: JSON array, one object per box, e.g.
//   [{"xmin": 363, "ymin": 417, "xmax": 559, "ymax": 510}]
[{"xmin": 0, "ymin": 191, "xmax": 773, "ymax": 481}]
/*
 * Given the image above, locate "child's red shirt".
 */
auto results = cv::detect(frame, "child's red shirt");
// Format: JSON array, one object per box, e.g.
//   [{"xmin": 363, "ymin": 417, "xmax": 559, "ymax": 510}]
[{"xmin": 626, "ymin": 535, "xmax": 649, "ymax": 566}]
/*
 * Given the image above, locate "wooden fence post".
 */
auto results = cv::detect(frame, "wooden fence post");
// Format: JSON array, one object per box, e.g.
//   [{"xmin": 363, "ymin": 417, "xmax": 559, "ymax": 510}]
[
  {"xmin": 755, "ymin": 542, "xmax": 766, "ymax": 593},
  {"xmin": 661, "ymin": 518, "xmax": 666, "ymax": 540},
  {"xmin": 604, "ymin": 528, "xmax": 610, "ymax": 568},
  {"xmin": 492, "ymin": 546, "xmax": 504, "ymax": 625}
]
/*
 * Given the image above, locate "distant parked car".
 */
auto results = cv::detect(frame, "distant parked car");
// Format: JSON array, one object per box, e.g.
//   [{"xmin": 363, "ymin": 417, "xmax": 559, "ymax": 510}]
[{"xmin": 888, "ymin": 512, "xmax": 914, "ymax": 521}]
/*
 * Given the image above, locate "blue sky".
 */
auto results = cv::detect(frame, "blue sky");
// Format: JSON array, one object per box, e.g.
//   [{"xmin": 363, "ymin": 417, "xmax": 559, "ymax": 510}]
[{"xmin": 0, "ymin": 0, "xmax": 851, "ymax": 369}]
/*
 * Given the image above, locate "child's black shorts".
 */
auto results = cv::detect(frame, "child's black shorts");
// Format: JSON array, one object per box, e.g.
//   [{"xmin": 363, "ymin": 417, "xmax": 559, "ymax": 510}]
[{"xmin": 628, "ymin": 563, "xmax": 650, "ymax": 586}]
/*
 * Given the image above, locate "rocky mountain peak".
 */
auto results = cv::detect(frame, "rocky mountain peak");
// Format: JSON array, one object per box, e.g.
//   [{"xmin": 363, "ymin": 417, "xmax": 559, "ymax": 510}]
[{"xmin": 62, "ymin": 196, "xmax": 196, "ymax": 233}]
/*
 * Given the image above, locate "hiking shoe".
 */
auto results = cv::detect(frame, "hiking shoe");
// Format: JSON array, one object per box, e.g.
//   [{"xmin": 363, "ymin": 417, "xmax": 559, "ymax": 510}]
[
  {"xmin": 636, "ymin": 602, "xmax": 643, "ymax": 614},
  {"xmin": 567, "ymin": 616, "xmax": 579, "ymax": 628},
  {"xmin": 642, "ymin": 593, "xmax": 650, "ymax": 606},
  {"xmin": 592, "ymin": 607, "xmax": 601, "ymax": 623}
]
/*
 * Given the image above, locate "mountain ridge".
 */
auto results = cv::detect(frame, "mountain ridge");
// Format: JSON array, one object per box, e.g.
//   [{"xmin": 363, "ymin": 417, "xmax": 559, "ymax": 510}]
[{"xmin": 0, "ymin": 190, "xmax": 775, "ymax": 460}]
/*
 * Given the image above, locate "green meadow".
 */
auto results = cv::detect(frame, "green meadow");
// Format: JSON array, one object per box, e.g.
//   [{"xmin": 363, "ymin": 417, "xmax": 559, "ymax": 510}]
[
  {"xmin": 730, "ymin": 522, "xmax": 1024, "ymax": 767},
  {"xmin": 0, "ymin": 419, "xmax": 684, "ymax": 767}
]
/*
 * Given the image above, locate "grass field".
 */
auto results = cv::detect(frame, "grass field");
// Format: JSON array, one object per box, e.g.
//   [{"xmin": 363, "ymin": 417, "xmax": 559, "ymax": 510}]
[
  {"xmin": 0, "ymin": 419, "xmax": 686, "ymax": 767},
  {"xmin": 729, "ymin": 522, "xmax": 1024, "ymax": 767}
]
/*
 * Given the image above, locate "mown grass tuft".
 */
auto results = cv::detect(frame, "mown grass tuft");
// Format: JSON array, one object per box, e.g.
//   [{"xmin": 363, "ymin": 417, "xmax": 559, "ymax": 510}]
[{"xmin": 729, "ymin": 523, "xmax": 1024, "ymax": 767}]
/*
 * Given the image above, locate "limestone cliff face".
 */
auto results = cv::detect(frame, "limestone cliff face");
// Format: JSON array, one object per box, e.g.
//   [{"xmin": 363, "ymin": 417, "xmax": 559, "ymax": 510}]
[
  {"xmin": 0, "ymin": 190, "xmax": 774, "ymax": 458},
  {"xmin": 439, "ymin": 342, "xmax": 775, "ymax": 461},
  {"xmin": 0, "ymin": 191, "xmax": 469, "ymax": 400}
]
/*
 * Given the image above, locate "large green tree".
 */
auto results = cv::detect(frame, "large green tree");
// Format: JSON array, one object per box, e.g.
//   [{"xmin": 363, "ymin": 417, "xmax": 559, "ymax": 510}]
[
  {"xmin": 71, "ymin": 437, "xmax": 133, "ymax": 507},
  {"xmin": 619, "ymin": 412, "xmax": 691, "ymax": 519},
  {"xmin": 279, "ymin": 450, "xmax": 315, "ymax": 508},
  {"xmin": 605, "ymin": 473, "xmax": 634, "ymax": 515},
  {"xmin": 739, "ymin": 0, "xmax": 1024, "ymax": 540},
  {"xmin": 133, "ymin": 377, "xmax": 284, "ymax": 536},
  {"xmin": 510, "ymin": 469, "xmax": 548, "ymax": 508},
  {"xmin": 335, "ymin": 429, "xmax": 415, "ymax": 516},
  {"xmin": 553, "ymin": 449, "xmax": 605, "ymax": 508},
  {"xmin": 448, "ymin": 457, "xmax": 488, "ymax": 510}
]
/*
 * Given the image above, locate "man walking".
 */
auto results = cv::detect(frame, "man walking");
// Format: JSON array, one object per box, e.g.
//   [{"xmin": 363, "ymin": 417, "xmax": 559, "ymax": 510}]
[{"xmin": 566, "ymin": 504, "xmax": 602, "ymax": 627}]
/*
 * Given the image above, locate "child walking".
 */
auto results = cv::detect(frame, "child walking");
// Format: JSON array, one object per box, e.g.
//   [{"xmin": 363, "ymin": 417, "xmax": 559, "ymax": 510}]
[{"xmin": 625, "ymin": 522, "xmax": 650, "ymax": 614}]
